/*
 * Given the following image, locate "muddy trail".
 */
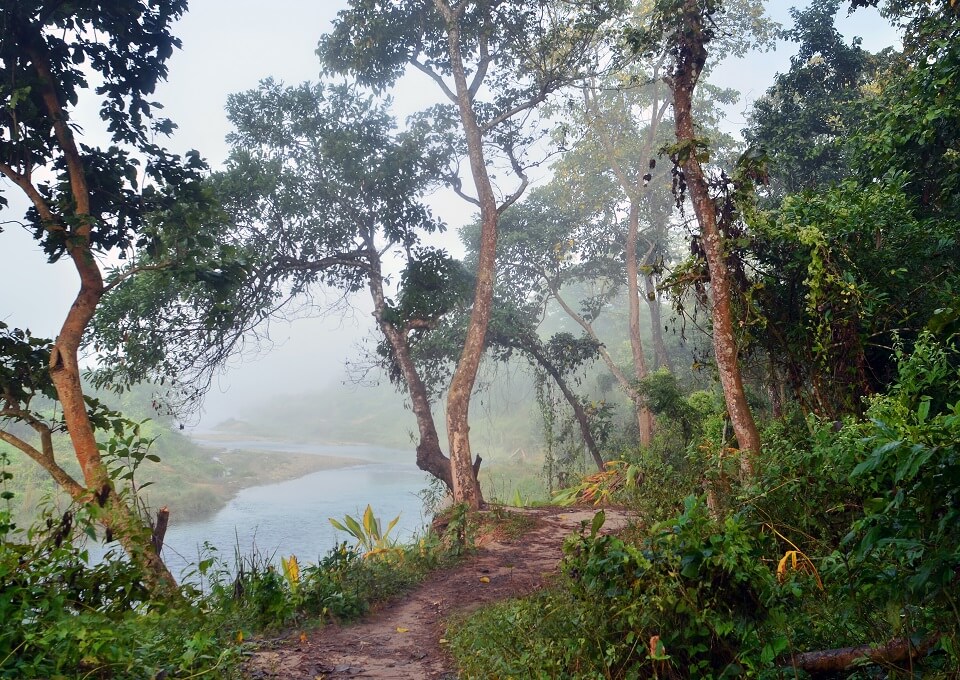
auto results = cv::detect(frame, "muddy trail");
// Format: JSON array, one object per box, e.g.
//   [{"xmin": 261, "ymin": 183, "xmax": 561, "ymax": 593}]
[{"xmin": 246, "ymin": 506, "xmax": 633, "ymax": 679}]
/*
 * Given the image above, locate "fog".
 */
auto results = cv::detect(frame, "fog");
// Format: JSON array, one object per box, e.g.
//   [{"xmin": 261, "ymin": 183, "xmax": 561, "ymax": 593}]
[{"xmin": 0, "ymin": 1, "xmax": 898, "ymax": 429}]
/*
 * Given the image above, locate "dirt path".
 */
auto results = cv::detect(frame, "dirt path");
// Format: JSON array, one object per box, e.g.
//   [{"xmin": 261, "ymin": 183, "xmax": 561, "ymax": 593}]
[{"xmin": 246, "ymin": 506, "xmax": 633, "ymax": 679}]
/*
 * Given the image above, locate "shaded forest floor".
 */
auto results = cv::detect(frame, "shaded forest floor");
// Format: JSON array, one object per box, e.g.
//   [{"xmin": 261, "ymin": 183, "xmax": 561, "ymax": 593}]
[{"xmin": 245, "ymin": 506, "xmax": 633, "ymax": 679}]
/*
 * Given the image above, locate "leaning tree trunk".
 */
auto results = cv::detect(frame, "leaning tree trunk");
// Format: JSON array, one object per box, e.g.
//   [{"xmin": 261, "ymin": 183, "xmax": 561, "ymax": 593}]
[
  {"xmin": 51, "ymin": 246, "xmax": 178, "ymax": 597},
  {"xmin": 523, "ymin": 342, "xmax": 605, "ymax": 471},
  {"xmin": 27, "ymin": 47, "xmax": 177, "ymax": 595},
  {"xmin": 550, "ymin": 284, "xmax": 650, "ymax": 440},
  {"xmin": 365, "ymin": 242, "xmax": 453, "ymax": 490},
  {"xmin": 669, "ymin": 0, "xmax": 761, "ymax": 477}
]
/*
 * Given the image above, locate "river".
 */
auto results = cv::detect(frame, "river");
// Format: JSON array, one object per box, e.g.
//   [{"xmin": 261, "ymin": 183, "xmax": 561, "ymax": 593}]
[{"xmin": 101, "ymin": 439, "xmax": 432, "ymax": 581}]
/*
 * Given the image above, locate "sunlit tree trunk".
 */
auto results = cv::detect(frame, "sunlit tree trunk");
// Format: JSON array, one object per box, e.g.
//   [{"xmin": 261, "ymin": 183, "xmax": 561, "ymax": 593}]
[
  {"xmin": 24, "ymin": 47, "xmax": 177, "ymax": 594},
  {"xmin": 669, "ymin": 0, "xmax": 761, "ymax": 477}
]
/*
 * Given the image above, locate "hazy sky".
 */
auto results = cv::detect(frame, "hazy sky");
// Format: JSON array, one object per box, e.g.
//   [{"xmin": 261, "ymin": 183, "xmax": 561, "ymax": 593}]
[{"xmin": 0, "ymin": 1, "xmax": 898, "ymax": 426}]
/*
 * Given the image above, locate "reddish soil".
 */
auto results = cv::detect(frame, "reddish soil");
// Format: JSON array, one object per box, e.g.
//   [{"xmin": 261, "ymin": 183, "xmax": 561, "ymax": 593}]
[{"xmin": 245, "ymin": 506, "xmax": 633, "ymax": 679}]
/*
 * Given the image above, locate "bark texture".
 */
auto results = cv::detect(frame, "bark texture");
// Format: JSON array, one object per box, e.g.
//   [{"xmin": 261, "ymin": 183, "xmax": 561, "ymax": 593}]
[
  {"xmin": 3, "ymin": 45, "xmax": 178, "ymax": 595},
  {"xmin": 782, "ymin": 635, "xmax": 940, "ymax": 674},
  {"xmin": 438, "ymin": 0, "xmax": 494, "ymax": 510},
  {"xmin": 625, "ymin": 203, "xmax": 656, "ymax": 447},
  {"xmin": 668, "ymin": 0, "xmax": 761, "ymax": 475}
]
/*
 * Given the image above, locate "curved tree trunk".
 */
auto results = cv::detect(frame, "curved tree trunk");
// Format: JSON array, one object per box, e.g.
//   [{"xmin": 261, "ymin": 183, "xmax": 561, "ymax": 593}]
[
  {"xmin": 365, "ymin": 241, "xmax": 453, "ymax": 490},
  {"xmin": 20, "ymin": 45, "xmax": 177, "ymax": 595},
  {"xmin": 669, "ymin": 0, "xmax": 761, "ymax": 477}
]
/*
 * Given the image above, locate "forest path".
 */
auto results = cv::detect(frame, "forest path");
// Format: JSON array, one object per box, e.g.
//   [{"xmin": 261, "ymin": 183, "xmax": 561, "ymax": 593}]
[{"xmin": 245, "ymin": 506, "xmax": 633, "ymax": 679}]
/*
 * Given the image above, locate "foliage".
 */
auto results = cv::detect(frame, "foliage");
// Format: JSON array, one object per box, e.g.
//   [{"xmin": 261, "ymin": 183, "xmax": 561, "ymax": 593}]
[
  {"xmin": 1, "ymin": 490, "xmax": 467, "ymax": 677},
  {"xmin": 0, "ymin": 505, "xmax": 239, "ymax": 679},
  {"xmin": 745, "ymin": 0, "xmax": 890, "ymax": 197},
  {"xmin": 94, "ymin": 79, "xmax": 445, "ymax": 410},
  {"xmin": 329, "ymin": 505, "xmax": 403, "ymax": 559},
  {"xmin": 552, "ymin": 459, "xmax": 643, "ymax": 506},
  {"xmin": 452, "ymin": 502, "xmax": 791, "ymax": 678},
  {"xmin": 752, "ymin": 178, "xmax": 959, "ymax": 416},
  {"xmin": 452, "ymin": 333, "xmax": 960, "ymax": 677},
  {"xmin": 840, "ymin": 334, "xmax": 960, "ymax": 634},
  {"xmin": 745, "ymin": 1, "xmax": 960, "ymax": 419}
]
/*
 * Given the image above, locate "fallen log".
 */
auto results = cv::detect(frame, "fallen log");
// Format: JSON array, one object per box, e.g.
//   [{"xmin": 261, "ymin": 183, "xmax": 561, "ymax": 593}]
[{"xmin": 782, "ymin": 634, "xmax": 940, "ymax": 674}]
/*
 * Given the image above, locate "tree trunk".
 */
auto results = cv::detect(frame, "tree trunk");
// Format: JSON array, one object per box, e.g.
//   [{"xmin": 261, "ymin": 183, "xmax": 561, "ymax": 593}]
[
  {"xmin": 50, "ymin": 258, "xmax": 178, "ymax": 596},
  {"xmin": 645, "ymin": 269, "xmax": 672, "ymax": 372},
  {"xmin": 669, "ymin": 0, "xmax": 761, "ymax": 477},
  {"xmin": 26, "ymin": 43, "xmax": 177, "ymax": 595},
  {"xmin": 782, "ymin": 634, "xmax": 940, "ymax": 674},
  {"xmin": 625, "ymin": 203, "xmax": 656, "ymax": 447},
  {"xmin": 525, "ymin": 343, "xmax": 605, "ymax": 471},
  {"xmin": 366, "ymin": 243, "xmax": 453, "ymax": 490},
  {"xmin": 439, "ymin": 5, "xmax": 493, "ymax": 510},
  {"xmin": 550, "ymin": 284, "xmax": 649, "ymax": 438}
]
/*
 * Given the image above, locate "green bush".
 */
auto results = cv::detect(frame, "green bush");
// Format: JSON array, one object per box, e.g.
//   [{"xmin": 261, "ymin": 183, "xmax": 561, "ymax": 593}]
[
  {"xmin": 452, "ymin": 501, "xmax": 794, "ymax": 679},
  {"xmin": 0, "ymin": 512, "xmax": 240, "ymax": 679}
]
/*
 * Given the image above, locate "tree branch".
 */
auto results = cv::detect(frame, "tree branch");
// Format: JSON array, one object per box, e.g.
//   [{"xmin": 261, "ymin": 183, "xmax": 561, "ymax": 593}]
[
  {"xmin": 479, "ymin": 90, "xmax": 549, "ymax": 135},
  {"xmin": 0, "ymin": 428, "xmax": 85, "ymax": 498},
  {"xmin": 275, "ymin": 251, "xmax": 376, "ymax": 276},
  {"xmin": 468, "ymin": 31, "xmax": 492, "ymax": 98},
  {"xmin": 410, "ymin": 58, "xmax": 458, "ymax": 103},
  {"xmin": 103, "ymin": 260, "xmax": 174, "ymax": 294},
  {"xmin": 497, "ymin": 144, "xmax": 529, "ymax": 214},
  {"xmin": 445, "ymin": 172, "xmax": 481, "ymax": 207},
  {"xmin": 0, "ymin": 161, "xmax": 58, "ymax": 226}
]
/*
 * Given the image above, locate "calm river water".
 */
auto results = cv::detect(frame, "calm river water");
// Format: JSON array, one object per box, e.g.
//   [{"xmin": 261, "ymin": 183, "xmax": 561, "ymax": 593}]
[{"xmin": 110, "ymin": 439, "xmax": 431, "ymax": 581}]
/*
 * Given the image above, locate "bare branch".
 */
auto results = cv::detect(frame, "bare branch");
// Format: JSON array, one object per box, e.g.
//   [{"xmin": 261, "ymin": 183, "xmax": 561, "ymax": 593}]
[
  {"xmin": 445, "ymin": 172, "xmax": 481, "ymax": 207},
  {"xmin": 411, "ymin": 58, "xmax": 458, "ymax": 103},
  {"xmin": 479, "ymin": 90, "xmax": 549, "ymax": 135},
  {"xmin": 497, "ymin": 144, "xmax": 529, "ymax": 214}
]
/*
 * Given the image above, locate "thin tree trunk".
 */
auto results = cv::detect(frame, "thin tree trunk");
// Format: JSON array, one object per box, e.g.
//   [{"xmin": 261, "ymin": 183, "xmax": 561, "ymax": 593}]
[
  {"xmin": 644, "ymin": 268, "xmax": 672, "ymax": 371},
  {"xmin": 525, "ymin": 344, "xmax": 605, "ymax": 471},
  {"xmin": 669, "ymin": 0, "xmax": 761, "ymax": 477},
  {"xmin": 549, "ymin": 283, "xmax": 648, "ymax": 436},
  {"xmin": 625, "ymin": 204, "xmax": 656, "ymax": 447}
]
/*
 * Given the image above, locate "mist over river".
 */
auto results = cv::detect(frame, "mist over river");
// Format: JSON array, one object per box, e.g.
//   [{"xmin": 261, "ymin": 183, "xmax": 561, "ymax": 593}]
[{"xmin": 98, "ymin": 439, "xmax": 431, "ymax": 581}]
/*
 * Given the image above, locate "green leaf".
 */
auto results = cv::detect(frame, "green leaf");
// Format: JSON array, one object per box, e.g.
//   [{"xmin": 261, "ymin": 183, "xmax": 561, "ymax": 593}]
[{"xmin": 591, "ymin": 510, "xmax": 606, "ymax": 538}]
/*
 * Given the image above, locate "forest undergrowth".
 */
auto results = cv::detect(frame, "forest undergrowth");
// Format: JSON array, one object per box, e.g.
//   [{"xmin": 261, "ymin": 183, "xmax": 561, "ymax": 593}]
[{"xmin": 448, "ymin": 334, "xmax": 960, "ymax": 678}]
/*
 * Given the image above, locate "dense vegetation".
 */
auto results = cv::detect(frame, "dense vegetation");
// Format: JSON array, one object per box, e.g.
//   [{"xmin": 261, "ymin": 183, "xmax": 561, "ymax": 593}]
[{"xmin": 1, "ymin": 0, "xmax": 958, "ymax": 677}]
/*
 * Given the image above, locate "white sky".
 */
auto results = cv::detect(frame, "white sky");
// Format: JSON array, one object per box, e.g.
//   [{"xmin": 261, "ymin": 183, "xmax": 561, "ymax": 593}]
[{"xmin": 0, "ymin": 1, "xmax": 899, "ymax": 425}]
